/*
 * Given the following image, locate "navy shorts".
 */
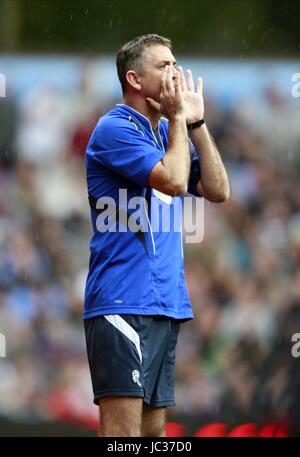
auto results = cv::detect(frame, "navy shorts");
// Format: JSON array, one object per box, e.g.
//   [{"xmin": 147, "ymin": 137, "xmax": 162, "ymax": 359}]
[{"xmin": 84, "ymin": 314, "xmax": 181, "ymax": 408}]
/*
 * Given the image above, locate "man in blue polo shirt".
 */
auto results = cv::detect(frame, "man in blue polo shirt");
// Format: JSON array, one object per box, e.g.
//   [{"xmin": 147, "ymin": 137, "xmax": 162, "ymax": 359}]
[{"xmin": 84, "ymin": 34, "xmax": 230, "ymax": 437}]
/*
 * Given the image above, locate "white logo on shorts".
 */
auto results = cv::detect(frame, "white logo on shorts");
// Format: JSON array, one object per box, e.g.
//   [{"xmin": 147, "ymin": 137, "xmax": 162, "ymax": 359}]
[{"xmin": 132, "ymin": 369, "xmax": 142, "ymax": 387}]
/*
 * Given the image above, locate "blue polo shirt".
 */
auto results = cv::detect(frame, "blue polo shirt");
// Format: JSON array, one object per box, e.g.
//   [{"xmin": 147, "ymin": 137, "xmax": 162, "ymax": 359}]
[{"xmin": 84, "ymin": 104, "xmax": 201, "ymax": 320}]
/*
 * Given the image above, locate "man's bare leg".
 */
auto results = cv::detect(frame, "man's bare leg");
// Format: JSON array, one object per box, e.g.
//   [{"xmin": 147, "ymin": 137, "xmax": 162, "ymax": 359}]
[
  {"xmin": 141, "ymin": 403, "xmax": 167, "ymax": 437},
  {"xmin": 98, "ymin": 397, "xmax": 143, "ymax": 437}
]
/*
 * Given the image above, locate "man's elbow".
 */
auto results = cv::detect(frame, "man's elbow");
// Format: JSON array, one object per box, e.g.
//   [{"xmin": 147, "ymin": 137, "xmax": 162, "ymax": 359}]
[
  {"xmin": 197, "ymin": 180, "xmax": 230, "ymax": 202},
  {"xmin": 148, "ymin": 164, "xmax": 188, "ymax": 196},
  {"xmin": 211, "ymin": 185, "xmax": 230, "ymax": 203},
  {"xmin": 171, "ymin": 180, "xmax": 188, "ymax": 196},
  {"xmin": 149, "ymin": 180, "xmax": 187, "ymax": 197},
  {"xmin": 202, "ymin": 183, "xmax": 230, "ymax": 202}
]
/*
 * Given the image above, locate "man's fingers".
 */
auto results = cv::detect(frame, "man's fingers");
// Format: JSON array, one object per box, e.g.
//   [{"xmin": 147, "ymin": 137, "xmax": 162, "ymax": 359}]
[
  {"xmin": 165, "ymin": 65, "xmax": 174, "ymax": 95},
  {"xmin": 161, "ymin": 65, "xmax": 167, "ymax": 92},
  {"xmin": 161, "ymin": 65, "xmax": 171, "ymax": 95},
  {"xmin": 174, "ymin": 72, "xmax": 182, "ymax": 96},
  {"xmin": 186, "ymin": 69, "xmax": 195, "ymax": 92},
  {"xmin": 178, "ymin": 66, "xmax": 187, "ymax": 91},
  {"xmin": 197, "ymin": 77, "xmax": 203, "ymax": 95},
  {"xmin": 164, "ymin": 65, "xmax": 170, "ymax": 91},
  {"xmin": 146, "ymin": 97, "xmax": 161, "ymax": 111}
]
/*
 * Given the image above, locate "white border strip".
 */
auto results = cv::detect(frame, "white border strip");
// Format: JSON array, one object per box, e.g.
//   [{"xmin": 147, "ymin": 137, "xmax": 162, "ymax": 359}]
[
  {"xmin": 104, "ymin": 314, "xmax": 142, "ymax": 363},
  {"xmin": 144, "ymin": 196, "xmax": 156, "ymax": 255}
]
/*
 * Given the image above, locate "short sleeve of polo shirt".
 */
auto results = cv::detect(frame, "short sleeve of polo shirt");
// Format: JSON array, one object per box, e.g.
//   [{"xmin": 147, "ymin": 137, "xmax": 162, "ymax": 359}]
[{"xmin": 89, "ymin": 116, "xmax": 164, "ymax": 187}]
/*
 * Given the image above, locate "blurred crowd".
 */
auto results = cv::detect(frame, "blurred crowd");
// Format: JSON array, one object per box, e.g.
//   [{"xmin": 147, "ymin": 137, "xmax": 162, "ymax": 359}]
[{"xmin": 0, "ymin": 65, "xmax": 300, "ymax": 435}]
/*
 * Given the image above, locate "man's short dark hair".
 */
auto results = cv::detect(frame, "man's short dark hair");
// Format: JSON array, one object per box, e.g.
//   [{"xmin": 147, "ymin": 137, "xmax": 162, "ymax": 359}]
[{"xmin": 116, "ymin": 34, "xmax": 172, "ymax": 95}]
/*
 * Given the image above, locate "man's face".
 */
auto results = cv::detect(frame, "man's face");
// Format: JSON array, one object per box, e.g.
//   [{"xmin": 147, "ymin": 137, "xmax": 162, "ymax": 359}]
[{"xmin": 138, "ymin": 44, "xmax": 177, "ymax": 102}]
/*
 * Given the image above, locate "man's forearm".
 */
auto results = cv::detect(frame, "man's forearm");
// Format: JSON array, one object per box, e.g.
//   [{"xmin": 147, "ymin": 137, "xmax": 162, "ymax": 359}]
[
  {"xmin": 189, "ymin": 123, "xmax": 230, "ymax": 202},
  {"xmin": 161, "ymin": 115, "xmax": 190, "ymax": 194}
]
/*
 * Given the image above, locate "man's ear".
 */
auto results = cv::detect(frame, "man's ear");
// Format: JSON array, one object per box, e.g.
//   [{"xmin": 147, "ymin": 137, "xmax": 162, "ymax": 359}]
[{"xmin": 126, "ymin": 70, "xmax": 142, "ymax": 91}]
